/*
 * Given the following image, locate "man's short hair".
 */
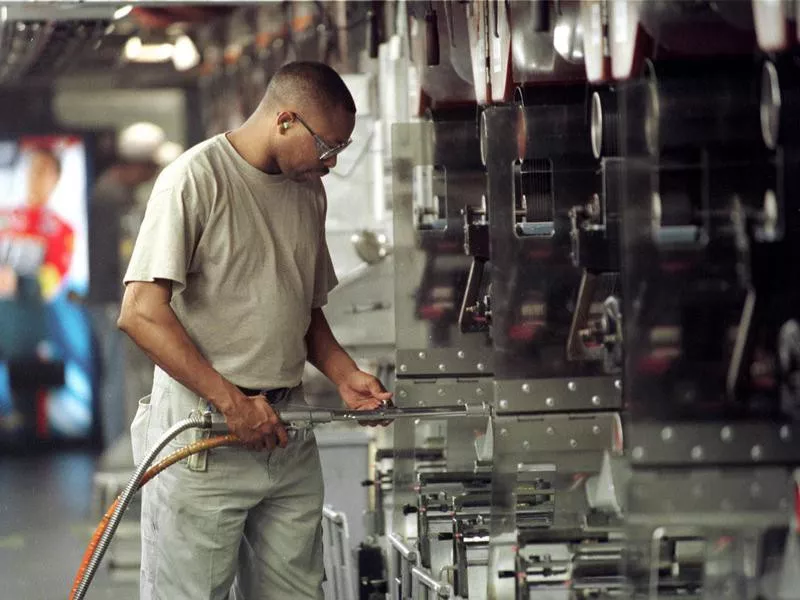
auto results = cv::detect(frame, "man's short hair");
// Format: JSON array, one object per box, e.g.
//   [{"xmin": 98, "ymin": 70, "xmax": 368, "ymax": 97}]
[{"xmin": 265, "ymin": 61, "xmax": 356, "ymax": 115}]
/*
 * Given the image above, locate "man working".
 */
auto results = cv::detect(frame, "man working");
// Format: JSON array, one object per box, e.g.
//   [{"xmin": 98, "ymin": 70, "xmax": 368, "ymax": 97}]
[{"xmin": 118, "ymin": 61, "xmax": 392, "ymax": 599}]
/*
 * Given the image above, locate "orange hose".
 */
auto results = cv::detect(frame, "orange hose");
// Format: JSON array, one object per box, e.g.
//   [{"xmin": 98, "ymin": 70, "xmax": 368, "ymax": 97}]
[{"xmin": 69, "ymin": 434, "xmax": 241, "ymax": 600}]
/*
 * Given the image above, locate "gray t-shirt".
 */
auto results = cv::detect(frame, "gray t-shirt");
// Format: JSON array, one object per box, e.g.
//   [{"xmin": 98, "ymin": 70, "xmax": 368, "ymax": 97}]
[{"xmin": 124, "ymin": 133, "xmax": 338, "ymax": 389}]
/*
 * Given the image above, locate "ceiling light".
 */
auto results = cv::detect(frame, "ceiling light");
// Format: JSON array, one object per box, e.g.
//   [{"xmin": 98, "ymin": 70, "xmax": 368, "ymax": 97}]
[
  {"xmin": 172, "ymin": 35, "xmax": 200, "ymax": 71},
  {"xmin": 113, "ymin": 5, "xmax": 133, "ymax": 20},
  {"xmin": 124, "ymin": 36, "xmax": 142, "ymax": 60},
  {"xmin": 124, "ymin": 36, "xmax": 174, "ymax": 63}
]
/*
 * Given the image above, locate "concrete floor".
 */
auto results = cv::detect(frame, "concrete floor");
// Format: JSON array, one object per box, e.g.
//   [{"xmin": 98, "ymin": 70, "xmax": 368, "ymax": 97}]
[{"xmin": 0, "ymin": 451, "xmax": 138, "ymax": 600}]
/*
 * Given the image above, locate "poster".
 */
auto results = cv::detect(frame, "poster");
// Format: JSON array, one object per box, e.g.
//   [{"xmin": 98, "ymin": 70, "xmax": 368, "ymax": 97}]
[{"xmin": 0, "ymin": 135, "xmax": 94, "ymax": 443}]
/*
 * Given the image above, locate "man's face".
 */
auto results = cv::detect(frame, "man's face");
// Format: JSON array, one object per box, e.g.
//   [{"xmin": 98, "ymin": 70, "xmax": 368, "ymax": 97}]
[
  {"xmin": 27, "ymin": 151, "xmax": 60, "ymax": 207},
  {"xmin": 276, "ymin": 105, "xmax": 356, "ymax": 182}
]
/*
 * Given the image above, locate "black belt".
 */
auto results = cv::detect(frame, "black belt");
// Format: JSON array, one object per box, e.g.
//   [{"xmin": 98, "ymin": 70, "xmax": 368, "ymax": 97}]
[{"xmin": 236, "ymin": 386, "xmax": 292, "ymax": 402}]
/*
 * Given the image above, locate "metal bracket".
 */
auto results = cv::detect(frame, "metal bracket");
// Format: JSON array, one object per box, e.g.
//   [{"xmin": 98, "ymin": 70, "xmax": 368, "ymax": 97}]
[
  {"xmin": 495, "ymin": 412, "xmax": 624, "ymax": 454},
  {"xmin": 394, "ymin": 377, "xmax": 493, "ymax": 409},
  {"xmin": 396, "ymin": 348, "xmax": 493, "ymax": 378},
  {"xmin": 627, "ymin": 467, "xmax": 793, "ymax": 524},
  {"xmin": 627, "ymin": 421, "xmax": 799, "ymax": 467},
  {"xmin": 495, "ymin": 376, "xmax": 622, "ymax": 413}
]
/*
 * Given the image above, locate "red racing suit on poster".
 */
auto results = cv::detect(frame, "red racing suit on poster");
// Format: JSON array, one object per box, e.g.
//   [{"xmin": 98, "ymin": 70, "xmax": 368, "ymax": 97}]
[{"xmin": 0, "ymin": 205, "xmax": 74, "ymax": 300}]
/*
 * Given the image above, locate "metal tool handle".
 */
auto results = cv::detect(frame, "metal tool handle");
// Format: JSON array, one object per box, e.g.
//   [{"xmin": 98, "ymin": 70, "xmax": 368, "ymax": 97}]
[{"xmin": 204, "ymin": 403, "xmax": 491, "ymax": 433}]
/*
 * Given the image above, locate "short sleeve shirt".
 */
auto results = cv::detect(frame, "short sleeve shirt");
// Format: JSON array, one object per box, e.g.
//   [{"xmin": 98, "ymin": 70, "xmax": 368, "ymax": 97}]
[{"xmin": 124, "ymin": 134, "xmax": 338, "ymax": 389}]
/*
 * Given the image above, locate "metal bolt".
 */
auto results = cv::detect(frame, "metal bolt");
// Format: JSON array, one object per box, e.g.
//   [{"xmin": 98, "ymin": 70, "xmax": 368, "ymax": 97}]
[
  {"xmin": 567, "ymin": 381, "xmax": 577, "ymax": 392},
  {"xmin": 569, "ymin": 438, "xmax": 578, "ymax": 448},
  {"xmin": 438, "ymin": 364, "xmax": 446, "ymax": 372},
  {"xmin": 437, "ymin": 388, "xmax": 446, "ymax": 397},
  {"xmin": 418, "ymin": 351, "xmax": 426, "ymax": 359},
  {"xmin": 545, "ymin": 397, "xmax": 555, "ymax": 407},
  {"xmin": 521, "ymin": 383, "xmax": 531, "ymax": 393},
  {"xmin": 476, "ymin": 388, "xmax": 484, "ymax": 396},
  {"xmin": 691, "ymin": 446, "xmax": 704, "ymax": 461},
  {"xmin": 522, "ymin": 440, "xmax": 530, "ymax": 450},
  {"xmin": 457, "ymin": 350, "xmax": 465, "ymax": 359},
  {"xmin": 720, "ymin": 426, "xmax": 733, "ymax": 442},
  {"xmin": 614, "ymin": 379, "xmax": 622, "ymax": 390},
  {"xmin": 500, "ymin": 428, "xmax": 508, "ymax": 437},
  {"xmin": 399, "ymin": 390, "xmax": 408, "ymax": 398},
  {"xmin": 457, "ymin": 398, "xmax": 464, "ymax": 405},
  {"xmin": 499, "ymin": 399, "xmax": 509, "ymax": 410},
  {"xmin": 399, "ymin": 364, "xmax": 408, "ymax": 373},
  {"xmin": 591, "ymin": 395, "xmax": 601, "ymax": 406},
  {"xmin": 751, "ymin": 445, "xmax": 763, "ymax": 461},
  {"xmin": 546, "ymin": 427, "xmax": 555, "ymax": 436},
  {"xmin": 476, "ymin": 362, "xmax": 485, "ymax": 372},
  {"xmin": 780, "ymin": 425, "xmax": 791, "ymax": 441},
  {"xmin": 592, "ymin": 425, "xmax": 600, "ymax": 435},
  {"xmin": 661, "ymin": 427, "xmax": 674, "ymax": 442},
  {"xmin": 418, "ymin": 400, "xmax": 425, "ymax": 407},
  {"xmin": 632, "ymin": 447, "xmax": 644, "ymax": 460}
]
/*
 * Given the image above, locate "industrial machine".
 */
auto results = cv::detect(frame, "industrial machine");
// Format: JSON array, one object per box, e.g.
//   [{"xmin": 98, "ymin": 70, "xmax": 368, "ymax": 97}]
[
  {"xmin": 3, "ymin": 1, "xmax": 793, "ymax": 599},
  {"xmin": 381, "ymin": 2, "xmax": 800, "ymax": 599}
]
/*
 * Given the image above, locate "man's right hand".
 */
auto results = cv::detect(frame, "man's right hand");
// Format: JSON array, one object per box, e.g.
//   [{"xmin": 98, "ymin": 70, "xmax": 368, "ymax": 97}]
[
  {"xmin": 118, "ymin": 280, "xmax": 290, "ymax": 451},
  {"xmin": 220, "ymin": 387, "xmax": 289, "ymax": 451}
]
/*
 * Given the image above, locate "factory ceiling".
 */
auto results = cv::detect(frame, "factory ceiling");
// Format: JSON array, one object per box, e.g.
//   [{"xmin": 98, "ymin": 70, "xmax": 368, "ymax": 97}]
[{"xmin": 0, "ymin": 2, "xmax": 370, "ymax": 89}]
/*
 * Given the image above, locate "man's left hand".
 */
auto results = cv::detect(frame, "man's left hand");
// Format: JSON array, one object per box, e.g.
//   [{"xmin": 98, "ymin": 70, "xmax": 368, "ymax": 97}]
[{"xmin": 338, "ymin": 370, "xmax": 393, "ymax": 426}]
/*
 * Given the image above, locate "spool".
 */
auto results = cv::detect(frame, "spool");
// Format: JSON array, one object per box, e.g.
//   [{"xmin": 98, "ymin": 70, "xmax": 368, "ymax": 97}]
[
  {"xmin": 515, "ymin": 85, "xmax": 591, "ymax": 160},
  {"xmin": 590, "ymin": 89, "xmax": 620, "ymax": 159},
  {"xmin": 425, "ymin": 107, "xmax": 482, "ymax": 170},
  {"xmin": 643, "ymin": 59, "xmax": 762, "ymax": 156},
  {"xmin": 761, "ymin": 59, "xmax": 800, "ymax": 150}
]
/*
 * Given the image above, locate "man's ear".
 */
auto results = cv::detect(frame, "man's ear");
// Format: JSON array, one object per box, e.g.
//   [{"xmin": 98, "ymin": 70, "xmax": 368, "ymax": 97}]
[{"xmin": 276, "ymin": 112, "xmax": 294, "ymax": 133}]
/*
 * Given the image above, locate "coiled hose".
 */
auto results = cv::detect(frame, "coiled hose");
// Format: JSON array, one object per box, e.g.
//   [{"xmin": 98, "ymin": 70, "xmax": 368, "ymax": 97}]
[{"xmin": 69, "ymin": 415, "xmax": 241, "ymax": 600}]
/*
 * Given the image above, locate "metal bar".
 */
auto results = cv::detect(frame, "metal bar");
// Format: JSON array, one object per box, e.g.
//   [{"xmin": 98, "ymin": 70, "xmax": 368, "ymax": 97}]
[
  {"xmin": 319, "ymin": 405, "xmax": 489, "ymax": 422},
  {"xmin": 389, "ymin": 533, "xmax": 417, "ymax": 599},
  {"xmin": 411, "ymin": 566, "xmax": 451, "ymax": 598},
  {"xmin": 208, "ymin": 404, "xmax": 491, "ymax": 432},
  {"xmin": 322, "ymin": 506, "xmax": 356, "ymax": 600},
  {"xmin": 389, "ymin": 532, "xmax": 418, "ymax": 561},
  {"xmin": 323, "ymin": 506, "xmax": 344, "ymax": 524}
]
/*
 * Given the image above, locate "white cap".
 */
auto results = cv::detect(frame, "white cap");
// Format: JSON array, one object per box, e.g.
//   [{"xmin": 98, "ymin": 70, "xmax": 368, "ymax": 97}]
[
  {"xmin": 154, "ymin": 141, "xmax": 184, "ymax": 166},
  {"xmin": 117, "ymin": 122, "xmax": 171, "ymax": 165}
]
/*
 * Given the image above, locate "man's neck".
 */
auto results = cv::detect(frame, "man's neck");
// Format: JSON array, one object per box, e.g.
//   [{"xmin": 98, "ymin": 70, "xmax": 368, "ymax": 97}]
[{"xmin": 227, "ymin": 126, "xmax": 280, "ymax": 175}]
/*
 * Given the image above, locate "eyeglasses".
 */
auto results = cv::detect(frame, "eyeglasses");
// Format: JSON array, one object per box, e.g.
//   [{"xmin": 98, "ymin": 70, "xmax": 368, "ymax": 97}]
[{"xmin": 291, "ymin": 112, "xmax": 352, "ymax": 161}]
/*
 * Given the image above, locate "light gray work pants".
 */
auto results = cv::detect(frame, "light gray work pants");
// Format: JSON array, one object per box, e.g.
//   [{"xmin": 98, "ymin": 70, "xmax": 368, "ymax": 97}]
[{"xmin": 130, "ymin": 367, "xmax": 324, "ymax": 600}]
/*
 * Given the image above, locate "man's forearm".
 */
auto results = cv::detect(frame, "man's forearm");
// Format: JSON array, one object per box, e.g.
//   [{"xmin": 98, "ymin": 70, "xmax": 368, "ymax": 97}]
[
  {"xmin": 305, "ymin": 308, "xmax": 358, "ymax": 387},
  {"xmin": 118, "ymin": 289, "xmax": 236, "ymax": 413}
]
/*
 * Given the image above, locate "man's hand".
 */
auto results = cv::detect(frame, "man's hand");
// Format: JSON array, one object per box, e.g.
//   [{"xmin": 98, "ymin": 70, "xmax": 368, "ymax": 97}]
[
  {"xmin": 338, "ymin": 370, "xmax": 393, "ymax": 427},
  {"xmin": 220, "ymin": 386, "xmax": 289, "ymax": 451}
]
